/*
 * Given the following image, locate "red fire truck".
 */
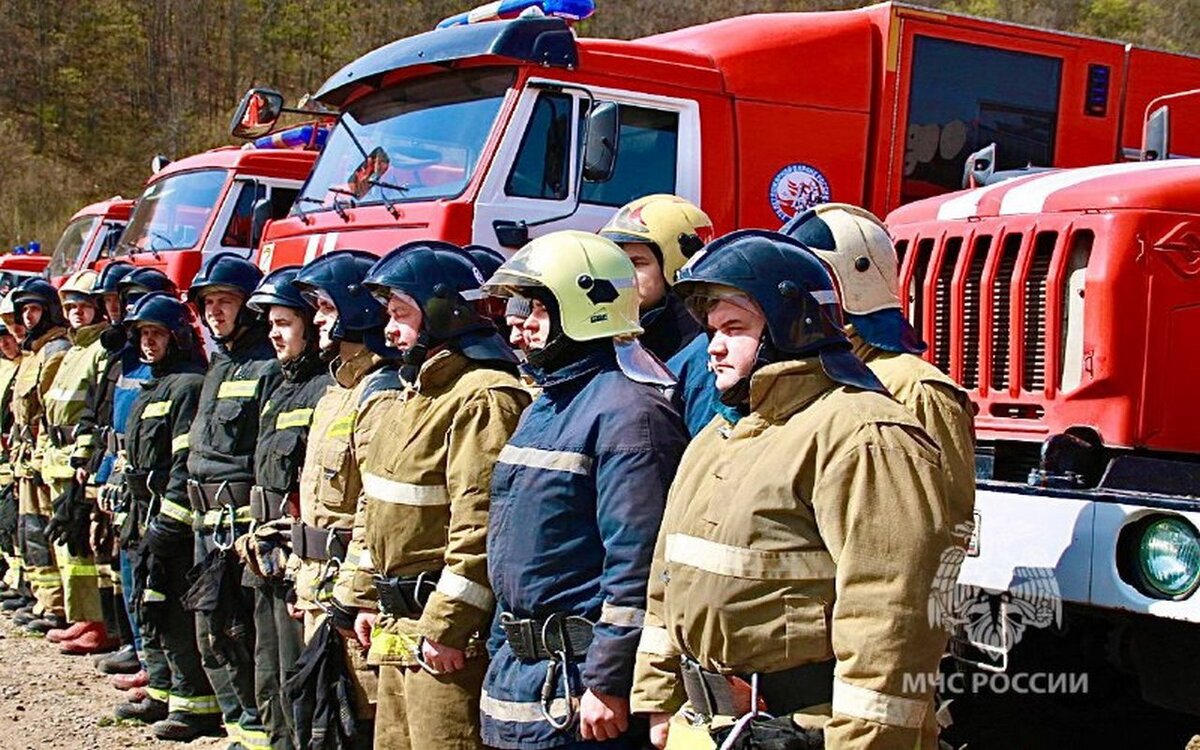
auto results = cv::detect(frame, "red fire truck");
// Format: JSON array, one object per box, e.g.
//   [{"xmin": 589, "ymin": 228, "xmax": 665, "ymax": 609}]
[
  {"xmin": 47, "ymin": 196, "xmax": 134, "ymax": 284},
  {"xmin": 887, "ymin": 105, "xmax": 1200, "ymax": 720},
  {"xmin": 113, "ymin": 142, "xmax": 319, "ymax": 288},
  {"xmin": 234, "ymin": 0, "xmax": 1200, "ymax": 268}
]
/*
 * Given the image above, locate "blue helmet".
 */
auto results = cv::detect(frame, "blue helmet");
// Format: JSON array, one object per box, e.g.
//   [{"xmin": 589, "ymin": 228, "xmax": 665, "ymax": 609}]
[
  {"xmin": 12, "ymin": 278, "xmax": 66, "ymax": 332},
  {"xmin": 464, "ymin": 244, "xmax": 506, "ymax": 280},
  {"xmin": 674, "ymin": 229, "xmax": 885, "ymax": 397},
  {"xmin": 292, "ymin": 250, "xmax": 384, "ymax": 342},
  {"xmin": 365, "ymin": 242, "xmax": 513, "ymax": 365},
  {"xmin": 125, "ymin": 291, "xmax": 200, "ymax": 357},
  {"xmin": 188, "ymin": 252, "xmax": 262, "ymax": 302},
  {"xmin": 247, "ymin": 266, "xmax": 310, "ymax": 314},
  {"xmin": 95, "ymin": 261, "xmax": 137, "ymax": 296},
  {"xmin": 118, "ymin": 267, "xmax": 177, "ymax": 307}
]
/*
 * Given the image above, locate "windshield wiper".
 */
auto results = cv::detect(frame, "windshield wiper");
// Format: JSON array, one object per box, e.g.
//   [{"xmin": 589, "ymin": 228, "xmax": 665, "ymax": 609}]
[
  {"xmin": 366, "ymin": 178, "xmax": 408, "ymax": 218},
  {"xmin": 325, "ymin": 187, "xmax": 358, "ymax": 221}
]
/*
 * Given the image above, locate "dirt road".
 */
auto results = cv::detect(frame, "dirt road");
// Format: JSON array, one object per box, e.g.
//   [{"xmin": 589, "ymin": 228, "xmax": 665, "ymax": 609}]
[{"xmin": 0, "ymin": 616, "xmax": 225, "ymax": 750}]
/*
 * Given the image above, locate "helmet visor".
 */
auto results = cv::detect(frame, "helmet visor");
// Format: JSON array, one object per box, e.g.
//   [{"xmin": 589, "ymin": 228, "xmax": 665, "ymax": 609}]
[{"xmin": 680, "ymin": 283, "xmax": 763, "ymax": 323}]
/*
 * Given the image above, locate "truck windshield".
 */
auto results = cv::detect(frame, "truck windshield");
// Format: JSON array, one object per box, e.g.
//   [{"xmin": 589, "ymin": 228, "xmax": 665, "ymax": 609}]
[
  {"xmin": 296, "ymin": 67, "xmax": 516, "ymax": 213},
  {"xmin": 49, "ymin": 216, "xmax": 99, "ymax": 277},
  {"xmin": 119, "ymin": 169, "xmax": 228, "ymax": 255}
]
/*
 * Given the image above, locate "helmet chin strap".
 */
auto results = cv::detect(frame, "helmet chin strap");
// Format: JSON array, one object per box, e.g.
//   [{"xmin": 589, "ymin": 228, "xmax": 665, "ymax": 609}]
[{"xmin": 398, "ymin": 330, "xmax": 431, "ymax": 386}]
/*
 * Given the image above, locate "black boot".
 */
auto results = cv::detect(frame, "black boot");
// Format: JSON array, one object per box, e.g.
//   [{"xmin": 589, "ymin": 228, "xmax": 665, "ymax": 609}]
[
  {"xmin": 97, "ymin": 644, "xmax": 141, "ymax": 675},
  {"xmin": 2, "ymin": 595, "xmax": 33, "ymax": 611},
  {"xmin": 115, "ymin": 697, "xmax": 169, "ymax": 723},
  {"xmin": 152, "ymin": 712, "xmax": 225, "ymax": 741},
  {"xmin": 23, "ymin": 614, "xmax": 67, "ymax": 634}
]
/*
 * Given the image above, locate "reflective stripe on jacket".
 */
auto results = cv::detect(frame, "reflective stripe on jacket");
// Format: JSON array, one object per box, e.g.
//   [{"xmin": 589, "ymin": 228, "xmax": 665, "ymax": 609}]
[{"xmin": 42, "ymin": 322, "xmax": 109, "ymax": 479}]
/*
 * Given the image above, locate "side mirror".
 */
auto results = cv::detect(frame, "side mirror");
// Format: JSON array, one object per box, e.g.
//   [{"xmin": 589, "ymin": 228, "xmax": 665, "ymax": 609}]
[
  {"xmin": 493, "ymin": 220, "xmax": 530, "ymax": 250},
  {"xmin": 250, "ymin": 196, "xmax": 272, "ymax": 248},
  {"xmin": 582, "ymin": 101, "xmax": 619, "ymax": 183},
  {"xmin": 150, "ymin": 154, "xmax": 172, "ymax": 174},
  {"xmin": 962, "ymin": 142, "xmax": 996, "ymax": 189},
  {"xmin": 231, "ymin": 88, "xmax": 285, "ymax": 140},
  {"xmin": 1143, "ymin": 105, "xmax": 1170, "ymax": 161}
]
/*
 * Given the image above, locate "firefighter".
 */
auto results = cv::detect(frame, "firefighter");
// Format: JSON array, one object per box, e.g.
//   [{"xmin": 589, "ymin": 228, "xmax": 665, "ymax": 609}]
[
  {"xmin": 630, "ymin": 230, "xmax": 954, "ymax": 750},
  {"xmin": 95, "ymin": 260, "xmax": 135, "ymax": 324},
  {"xmin": 115, "ymin": 292, "xmax": 222, "ymax": 741},
  {"xmin": 288, "ymin": 250, "xmax": 397, "ymax": 745},
  {"xmin": 0, "ymin": 296, "xmax": 26, "ymax": 604},
  {"xmin": 331, "ymin": 242, "xmax": 530, "ymax": 750},
  {"xmin": 185, "ymin": 252, "xmax": 281, "ymax": 749},
  {"xmin": 39, "ymin": 270, "xmax": 116, "ymax": 655},
  {"xmin": 599, "ymin": 194, "xmax": 719, "ymax": 435},
  {"xmin": 783, "ymin": 203, "xmax": 976, "ymax": 532},
  {"xmin": 237, "ymin": 266, "xmax": 331, "ymax": 750},
  {"xmin": 11, "ymin": 279, "xmax": 72, "ymax": 634},
  {"xmin": 479, "ymin": 231, "xmax": 688, "ymax": 750}
]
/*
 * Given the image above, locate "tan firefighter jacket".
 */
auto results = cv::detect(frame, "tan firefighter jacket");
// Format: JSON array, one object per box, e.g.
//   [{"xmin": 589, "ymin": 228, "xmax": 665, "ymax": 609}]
[
  {"xmin": 851, "ymin": 330, "xmax": 976, "ymax": 534},
  {"xmin": 292, "ymin": 344, "xmax": 399, "ymax": 615},
  {"xmin": 631, "ymin": 359, "xmax": 954, "ymax": 750},
  {"xmin": 333, "ymin": 349, "xmax": 529, "ymax": 667},
  {"xmin": 41, "ymin": 322, "xmax": 109, "ymax": 482},
  {"xmin": 0, "ymin": 352, "xmax": 23, "ymax": 487},
  {"xmin": 11, "ymin": 327, "xmax": 69, "ymax": 485}
]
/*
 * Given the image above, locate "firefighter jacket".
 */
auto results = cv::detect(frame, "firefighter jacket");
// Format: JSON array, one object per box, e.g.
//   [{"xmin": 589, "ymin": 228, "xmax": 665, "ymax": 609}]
[
  {"xmin": 639, "ymin": 292, "xmax": 703, "ymax": 364},
  {"xmin": 293, "ymin": 344, "xmax": 399, "ymax": 615},
  {"xmin": 187, "ymin": 325, "xmax": 281, "ymax": 489},
  {"xmin": 337, "ymin": 349, "xmax": 528, "ymax": 667},
  {"xmin": 630, "ymin": 359, "xmax": 954, "ymax": 750},
  {"xmin": 254, "ymin": 350, "xmax": 331, "ymax": 499},
  {"xmin": 851, "ymin": 331, "xmax": 976, "ymax": 534},
  {"xmin": 0, "ymin": 353, "xmax": 23, "ymax": 485},
  {"xmin": 76, "ymin": 345, "xmax": 153, "ymax": 485},
  {"xmin": 11, "ymin": 327, "xmax": 69, "ymax": 480},
  {"xmin": 41, "ymin": 322, "xmax": 109, "ymax": 481},
  {"xmin": 125, "ymin": 363, "xmax": 206, "ymax": 535},
  {"xmin": 666, "ymin": 332, "xmax": 718, "ymax": 437},
  {"xmin": 481, "ymin": 345, "xmax": 688, "ymax": 750}
]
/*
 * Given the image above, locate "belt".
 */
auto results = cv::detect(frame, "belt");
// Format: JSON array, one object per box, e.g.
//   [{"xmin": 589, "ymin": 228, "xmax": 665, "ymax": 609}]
[
  {"xmin": 46, "ymin": 425, "xmax": 72, "ymax": 448},
  {"xmin": 679, "ymin": 657, "xmax": 835, "ymax": 720},
  {"xmin": 250, "ymin": 486, "xmax": 294, "ymax": 522},
  {"xmin": 499, "ymin": 611, "xmax": 595, "ymax": 662},
  {"xmin": 186, "ymin": 480, "xmax": 252, "ymax": 513},
  {"xmin": 290, "ymin": 522, "xmax": 351, "ymax": 562},
  {"xmin": 374, "ymin": 571, "xmax": 441, "ymax": 619},
  {"xmin": 105, "ymin": 431, "xmax": 126, "ymax": 455}
]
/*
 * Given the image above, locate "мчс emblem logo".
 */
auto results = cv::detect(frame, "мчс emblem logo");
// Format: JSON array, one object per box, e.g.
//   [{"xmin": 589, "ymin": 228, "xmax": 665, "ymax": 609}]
[{"xmin": 769, "ymin": 163, "xmax": 831, "ymax": 222}]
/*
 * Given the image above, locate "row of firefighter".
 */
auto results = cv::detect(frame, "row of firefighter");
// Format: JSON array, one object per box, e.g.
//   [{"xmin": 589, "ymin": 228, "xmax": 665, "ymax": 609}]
[{"xmin": 0, "ymin": 193, "xmax": 973, "ymax": 750}]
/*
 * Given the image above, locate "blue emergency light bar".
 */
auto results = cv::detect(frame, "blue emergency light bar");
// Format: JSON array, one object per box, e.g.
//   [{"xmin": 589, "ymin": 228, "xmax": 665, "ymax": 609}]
[
  {"xmin": 438, "ymin": 0, "xmax": 595, "ymax": 29},
  {"xmin": 252, "ymin": 123, "xmax": 330, "ymax": 152},
  {"xmin": 27, "ymin": 241, "xmax": 39, "ymax": 255}
]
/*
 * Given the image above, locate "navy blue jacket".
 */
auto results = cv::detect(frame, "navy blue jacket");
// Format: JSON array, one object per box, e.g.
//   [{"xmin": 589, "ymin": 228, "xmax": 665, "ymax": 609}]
[
  {"xmin": 482, "ymin": 346, "xmax": 687, "ymax": 749},
  {"xmin": 666, "ymin": 332, "xmax": 718, "ymax": 437}
]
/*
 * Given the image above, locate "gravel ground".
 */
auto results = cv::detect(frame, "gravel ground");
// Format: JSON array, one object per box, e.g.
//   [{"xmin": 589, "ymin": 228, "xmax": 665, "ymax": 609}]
[{"xmin": 0, "ymin": 615, "xmax": 225, "ymax": 749}]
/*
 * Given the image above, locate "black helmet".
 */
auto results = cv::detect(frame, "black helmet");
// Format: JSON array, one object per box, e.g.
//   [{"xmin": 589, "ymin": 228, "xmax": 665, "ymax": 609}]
[
  {"xmin": 674, "ymin": 229, "xmax": 884, "ymax": 398},
  {"xmin": 292, "ymin": 250, "xmax": 384, "ymax": 342},
  {"xmin": 188, "ymin": 252, "xmax": 262, "ymax": 302},
  {"xmin": 365, "ymin": 242, "xmax": 514, "ymax": 366},
  {"xmin": 464, "ymin": 245, "xmax": 506, "ymax": 280},
  {"xmin": 247, "ymin": 266, "xmax": 310, "ymax": 314},
  {"xmin": 118, "ymin": 267, "xmax": 177, "ymax": 310},
  {"xmin": 95, "ymin": 261, "xmax": 137, "ymax": 296},
  {"xmin": 12, "ymin": 278, "xmax": 66, "ymax": 334},
  {"xmin": 125, "ymin": 291, "xmax": 201, "ymax": 362}
]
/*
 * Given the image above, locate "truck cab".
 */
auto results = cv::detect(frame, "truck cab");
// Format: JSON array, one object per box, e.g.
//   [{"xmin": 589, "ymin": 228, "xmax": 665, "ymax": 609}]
[
  {"xmin": 48, "ymin": 197, "xmax": 133, "ymax": 284},
  {"xmin": 114, "ymin": 145, "xmax": 317, "ymax": 288},
  {"xmin": 243, "ymin": 1, "xmax": 1200, "ymax": 269},
  {"xmin": 887, "ymin": 158, "xmax": 1200, "ymax": 718}
]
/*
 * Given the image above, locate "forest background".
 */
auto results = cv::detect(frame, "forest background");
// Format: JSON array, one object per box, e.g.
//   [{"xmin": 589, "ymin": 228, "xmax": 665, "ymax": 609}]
[{"xmin": 0, "ymin": 0, "xmax": 1195, "ymax": 244}]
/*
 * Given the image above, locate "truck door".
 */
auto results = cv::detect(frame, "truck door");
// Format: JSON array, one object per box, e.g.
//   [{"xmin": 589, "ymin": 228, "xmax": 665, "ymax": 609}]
[
  {"xmin": 473, "ymin": 82, "xmax": 701, "ymax": 249},
  {"xmin": 887, "ymin": 14, "xmax": 1124, "ymax": 210},
  {"xmin": 206, "ymin": 179, "xmax": 301, "ymax": 261}
]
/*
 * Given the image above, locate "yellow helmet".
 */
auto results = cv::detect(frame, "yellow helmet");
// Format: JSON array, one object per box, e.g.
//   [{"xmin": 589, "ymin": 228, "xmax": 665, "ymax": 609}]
[
  {"xmin": 781, "ymin": 203, "xmax": 899, "ymax": 316},
  {"xmin": 482, "ymin": 230, "xmax": 642, "ymax": 341},
  {"xmin": 599, "ymin": 194, "xmax": 715, "ymax": 285},
  {"xmin": 59, "ymin": 269, "xmax": 100, "ymax": 303}
]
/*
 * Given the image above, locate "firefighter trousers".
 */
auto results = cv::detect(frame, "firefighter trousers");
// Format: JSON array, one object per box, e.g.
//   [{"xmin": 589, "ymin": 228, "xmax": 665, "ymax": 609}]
[
  {"xmin": 46, "ymin": 476, "xmax": 102, "ymax": 623},
  {"xmin": 194, "ymin": 527, "xmax": 269, "ymax": 749},
  {"xmin": 142, "ymin": 551, "xmax": 220, "ymax": 717},
  {"xmin": 374, "ymin": 656, "xmax": 487, "ymax": 750},
  {"xmin": 253, "ymin": 579, "xmax": 302, "ymax": 750},
  {"xmin": 19, "ymin": 478, "xmax": 62, "ymax": 617}
]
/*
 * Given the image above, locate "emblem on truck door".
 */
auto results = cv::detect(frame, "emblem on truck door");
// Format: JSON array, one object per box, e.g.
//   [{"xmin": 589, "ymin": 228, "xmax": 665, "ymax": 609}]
[{"xmin": 769, "ymin": 163, "xmax": 831, "ymax": 222}]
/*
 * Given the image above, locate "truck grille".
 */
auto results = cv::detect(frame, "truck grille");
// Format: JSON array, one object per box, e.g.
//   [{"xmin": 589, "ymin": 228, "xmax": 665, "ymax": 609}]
[{"xmin": 897, "ymin": 227, "xmax": 1089, "ymax": 398}]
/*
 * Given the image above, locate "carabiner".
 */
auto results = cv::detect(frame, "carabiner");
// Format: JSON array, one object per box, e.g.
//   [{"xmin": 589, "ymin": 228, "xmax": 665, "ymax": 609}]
[
  {"xmin": 212, "ymin": 505, "xmax": 234, "ymax": 550},
  {"xmin": 413, "ymin": 635, "xmax": 443, "ymax": 676},
  {"xmin": 540, "ymin": 650, "xmax": 576, "ymax": 731}
]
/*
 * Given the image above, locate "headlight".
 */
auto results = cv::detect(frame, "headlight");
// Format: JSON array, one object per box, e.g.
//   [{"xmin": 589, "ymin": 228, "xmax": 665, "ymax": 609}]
[{"xmin": 1137, "ymin": 517, "xmax": 1200, "ymax": 598}]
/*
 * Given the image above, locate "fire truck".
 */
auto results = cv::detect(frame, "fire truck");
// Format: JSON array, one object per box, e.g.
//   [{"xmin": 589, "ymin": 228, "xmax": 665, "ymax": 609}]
[
  {"xmin": 886, "ymin": 96, "xmax": 1200, "ymax": 718},
  {"xmin": 234, "ymin": 0, "xmax": 1200, "ymax": 268},
  {"xmin": 47, "ymin": 196, "xmax": 134, "ymax": 284},
  {"xmin": 113, "ymin": 140, "xmax": 319, "ymax": 288},
  {"xmin": 0, "ymin": 248, "xmax": 49, "ymax": 292}
]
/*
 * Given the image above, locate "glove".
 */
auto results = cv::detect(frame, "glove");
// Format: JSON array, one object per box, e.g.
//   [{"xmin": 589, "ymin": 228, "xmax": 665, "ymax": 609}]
[
  {"xmin": 143, "ymin": 516, "xmax": 191, "ymax": 558},
  {"xmin": 711, "ymin": 716, "xmax": 825, "ymax": 750},
  {"xmin": 46, "ymin": 481, "xmax": 92, "ymax": 556},
  {"xmin": 327, "ymin": 598, "xmax": 357, "ymax": 633},
  {"xmin": 91, "ymin": 508, "xmax": 114, "ymax": 563},
  {"xmin": 233, "ymin": 519, "xmax": 291, "ymax": 579}
]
